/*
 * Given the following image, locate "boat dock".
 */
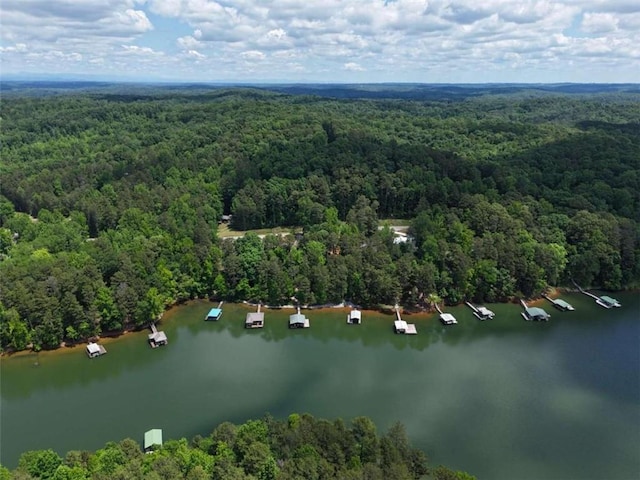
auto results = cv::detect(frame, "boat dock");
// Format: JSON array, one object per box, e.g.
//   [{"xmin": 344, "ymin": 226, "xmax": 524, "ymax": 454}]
[
  {"xmin": 542, "ymin": 294, "xmax": 574, "ymax": 311},
  {"xmin": 465, "ymin": 301, "xmax": 495, "ymax": 320},
  {"xmin": 205, "ymin": 301, "xmax": 224, "ymax": 321},
  {"xmin": 86, "ymin": 342, "xmax": 107, "ymax": 358},
  {"xmin": 148, "ymin": 323, "xmax": 168, "ymax": 348},
  {"xmin": 144, "ymin": 429, "xmax": 163, "ymax": 453},
  {"xmin": 572, "ymin": 280, "xmax": 621, "ymax": 309},
  {"xmin": 436, "ymin": 304, "xmax": 457, "ymax": 325},
  {"xmin": 347, "ymin": 308, "xmax": 362, "ymax": 324},
  {"xmin": 289, "ymin": 306, "xmax": 310, "ymax": 328},
  {"xmin": 596, "ymin": 295, "xmax": 621, "ymax": 309},
  {"xmin": 520, "ymin": 299, "xmax": 550, "ymax": 321},
  {"xmin": 393, "ymin": 305, "xmax": 417, "ymax": 334},
  {"xmin": 245, "ymin": 304, "xmax": 265, "ymax": 328}
]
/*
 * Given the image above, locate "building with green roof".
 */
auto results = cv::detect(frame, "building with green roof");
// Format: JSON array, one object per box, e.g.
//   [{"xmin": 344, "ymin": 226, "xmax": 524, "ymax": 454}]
[{"xmin": 144, "ymin": 429, "xmax": 163, "ymax": 452}]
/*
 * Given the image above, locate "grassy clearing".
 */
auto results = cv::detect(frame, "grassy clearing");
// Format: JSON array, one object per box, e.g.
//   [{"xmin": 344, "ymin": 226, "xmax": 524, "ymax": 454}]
[
  {"xmin": 216, "ymin": 218, "xmax": 411, "ymax": 238},
  {"xmin": 216, "ymin": 224, "xmax": 300, "ymax": 238}
]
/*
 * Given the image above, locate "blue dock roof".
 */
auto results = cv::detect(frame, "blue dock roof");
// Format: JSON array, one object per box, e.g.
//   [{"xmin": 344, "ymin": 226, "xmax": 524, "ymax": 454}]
[{"xmin": 207, "ymin": 308, "xmax": 222, "ymax": 317}]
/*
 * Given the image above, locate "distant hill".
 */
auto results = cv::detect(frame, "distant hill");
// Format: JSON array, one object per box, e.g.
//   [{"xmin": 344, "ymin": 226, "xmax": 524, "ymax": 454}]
[{"xmin": 2, "ymin": 79, "xmax": 638, "ymax": 100}]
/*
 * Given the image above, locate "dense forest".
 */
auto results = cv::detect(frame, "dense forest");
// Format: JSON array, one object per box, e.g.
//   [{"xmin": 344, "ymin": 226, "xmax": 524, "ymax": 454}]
[
  {"xmin": 0, "ymin": 84, "xmax": 639, "ymax": 352},
  {"xmin": 0, "ymin": 414, "xmax": 473, "ymax": 479}
]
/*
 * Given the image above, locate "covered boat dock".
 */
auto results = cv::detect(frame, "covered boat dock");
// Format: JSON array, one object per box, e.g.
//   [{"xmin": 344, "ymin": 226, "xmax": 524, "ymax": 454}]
[
  {"xmin": 289, "ymin": 307, "xmax": 310, "ymax": 328},
  {"xmin": 144, "ymin": 429, "xmax": 163, "ymax": 453},
  {"xmin": 86, "ymin": 342, "xmax": 107, "ymax": 358},
  {"xmin": 205, "ymin": 301, "xmax": 224, "ymax": 321},
  {"xmin": 245, "ymin": 304, "xmax": 265, "ymax": 328}
]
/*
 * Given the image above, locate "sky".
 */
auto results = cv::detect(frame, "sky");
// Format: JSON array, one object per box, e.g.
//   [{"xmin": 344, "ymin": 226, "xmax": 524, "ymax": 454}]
[{"xmin": 1, "ymin": 0, "xmax": 639, "ymax": 83}]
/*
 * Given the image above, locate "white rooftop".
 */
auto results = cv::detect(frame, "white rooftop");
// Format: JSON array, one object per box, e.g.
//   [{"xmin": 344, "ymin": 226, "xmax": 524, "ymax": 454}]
[
  {"xmin": 289, "ymin": 313, "xmax": 306, "ymax": 324},
  {"xmin": 394, "ymin": 320, "xmax": 408, "ymax": 330},
  {"xmin": 441, "ymin": 313, "xmax": 457, "ymax": 324},
  {"xmin": 246, "ymin": 312, "xmax": 264, "ymax": 323},
  {"xmin": 86, "ymin": 343, "xmax": 100, "ymax": 354},
  {"xmin": 154, "ymin": 331, "xmax": 167, "ymax": 342}
]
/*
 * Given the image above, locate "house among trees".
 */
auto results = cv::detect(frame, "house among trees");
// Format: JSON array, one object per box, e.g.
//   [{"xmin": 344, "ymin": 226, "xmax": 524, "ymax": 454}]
[
  {"xmin": 522, "ymin": 307, "xmax": 550, "ymax": 321},
  {"xmin": 245, "ymin": 304, "xmax": 264, "ymax": 328},
  {"xmin": 289, "ymin": 307, "xmax": 310, "ymax": 328},
  {"xmin": 219, "ymin": 214, "xmax": 232, "ymax": 224},
  {"xmin": 86, "ymin": 342, "xmax": 107, "ymax": 358},
  {"xmin": 347, "ymin": 309, "xmax": 362, "ymax": 324},
  {"xmin": 144, "ymin": 429, "xmax": 163, "ymax": 453}
]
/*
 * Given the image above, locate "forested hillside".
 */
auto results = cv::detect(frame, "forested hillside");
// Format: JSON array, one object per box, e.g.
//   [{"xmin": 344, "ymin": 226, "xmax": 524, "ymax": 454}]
[
  {"xmin": 1, "ymin": 414, "xmax": 472, "ymax": 479},
  {"xmin": 1, "ymin": 85, "xmax": 638, "ymax": 351}
]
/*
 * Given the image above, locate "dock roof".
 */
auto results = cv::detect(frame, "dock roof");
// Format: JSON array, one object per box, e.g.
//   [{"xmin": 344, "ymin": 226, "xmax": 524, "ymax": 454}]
[
  {"xmin": 599, "ymin": 295, "xmax": 618, "ymax": 303},
  {"xmin": 525, "ymin": 307, "xmax": 549, "ymax": 317},
  {"xmin": 246, "ymin": 312, "xmax": 264, "ymax": 323},
  {"xmin": 394, "ymin": 320, "xmax": 408, "ymax": 330},
  {"xmin": 440, "ymin": 313, "xmax": 457, "ymax": 323},
  {"xmin": 144, "ymin": 429, "xmax": 163, "ymax": 450},
  {"xmin": 289, "ymin": 313, "xmax": 306, "ymax": 324},
  {"xmin": 86, "ymin": 343, "xmax": 100, "ymax": 354},
  {"xmin": 207, "ymin": 308, "xmax": 222, "ymax": 317},
  {"xmin": 152, "ymin": 331, "xmax": 167, "ymax": 342},
  {"xmin": 554, "ymin": 299, "xmax": 572, "ymax": 308}
]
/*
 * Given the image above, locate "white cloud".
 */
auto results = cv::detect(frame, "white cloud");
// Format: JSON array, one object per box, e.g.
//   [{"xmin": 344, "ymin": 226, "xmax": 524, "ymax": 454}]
[
  {"xmin": 240, "ymin": 50, "xmax": 266, "ymax": 60},
  {"xmin": 581, "ymin": 12, "xmax": 618, "ymax": 33},
  {"xmin": 121, "ymin": 45, "xmax": 162, "ymax": 55},
  {"xmin": 266, "ymin": 28, "xmax": 287, "ymax": 40},
  {"xmin": 187, "ymin": 49, "xmax": 205, "ymax": 59},
  {"xmin": 177, "ymin": 35, "xmax": 202, "ymax": 50},
  {"xmin": 343, "ymin": 62, "xmax": 364, "ymax": 71},
  {"xmin": 1, "ymin": 0, "xmax": 638, "ymax": 82},
  {"xmin": 0, "ymin": 42, "xmax": 27, "ymax": 53}
]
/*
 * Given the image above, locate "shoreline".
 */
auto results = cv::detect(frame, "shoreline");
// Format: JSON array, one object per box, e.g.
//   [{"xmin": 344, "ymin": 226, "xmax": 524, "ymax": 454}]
[{"xmin": 2, "ymin": 287, "xmax": 632, "ymax": 357}]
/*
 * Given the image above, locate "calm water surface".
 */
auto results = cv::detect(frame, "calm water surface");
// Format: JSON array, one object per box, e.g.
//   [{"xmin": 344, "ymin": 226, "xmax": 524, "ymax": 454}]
[{"xmin": 1, "ymin": 292, "xmax": 639, "ymax": 479}]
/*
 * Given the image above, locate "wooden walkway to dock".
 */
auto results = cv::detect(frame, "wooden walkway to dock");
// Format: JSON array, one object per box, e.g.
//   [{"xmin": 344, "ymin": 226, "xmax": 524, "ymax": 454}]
[
  {"xmin": 572, "ymin": 280, "xmax": 600, "ymax": 301},
  {"xmin": 572, "ymin": 280, "xmax": 621, "ymax": 308}
]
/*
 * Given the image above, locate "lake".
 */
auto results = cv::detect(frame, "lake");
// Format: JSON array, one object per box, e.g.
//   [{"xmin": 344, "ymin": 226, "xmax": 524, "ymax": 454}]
[{"xmin": 1, "ymin": 292, "xmax": 638, "ymax": 479}]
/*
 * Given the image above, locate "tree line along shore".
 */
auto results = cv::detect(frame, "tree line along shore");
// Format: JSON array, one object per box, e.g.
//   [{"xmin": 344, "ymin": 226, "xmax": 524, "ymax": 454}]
[
  {"xmin": 0, "ymin": 413, "xmax": 476, "ymax": 479},
  {"xmin": 1, "ymin": 85, "xmax": 638, "ymax": 353}
]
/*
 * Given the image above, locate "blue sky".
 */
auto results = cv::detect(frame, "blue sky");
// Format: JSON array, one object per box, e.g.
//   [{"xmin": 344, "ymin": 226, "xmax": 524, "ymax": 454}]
[{"xmin": 1, "ymin": 0, "xmax": 639, "ymax": 83}]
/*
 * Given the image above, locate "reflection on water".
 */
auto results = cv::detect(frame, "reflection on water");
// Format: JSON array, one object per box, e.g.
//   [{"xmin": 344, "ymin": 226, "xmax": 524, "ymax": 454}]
[{"xmin": 1, "ymin": 292, "xmax": 639, "ymax": 480}]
